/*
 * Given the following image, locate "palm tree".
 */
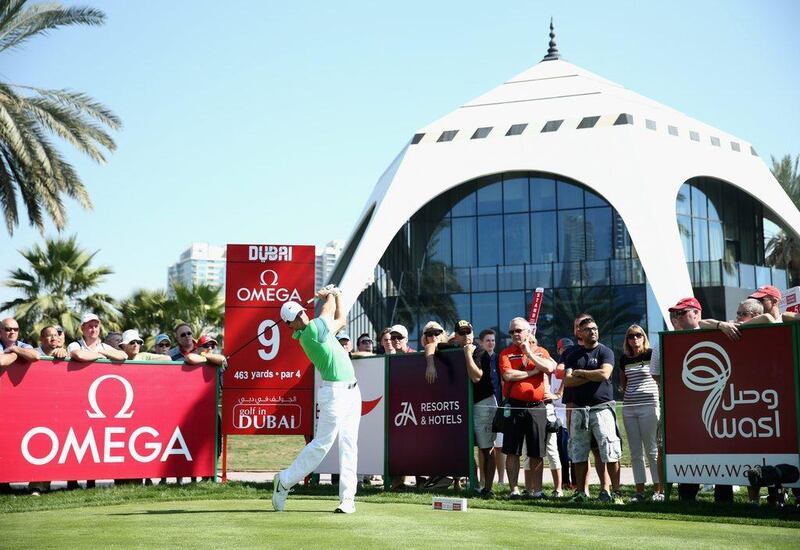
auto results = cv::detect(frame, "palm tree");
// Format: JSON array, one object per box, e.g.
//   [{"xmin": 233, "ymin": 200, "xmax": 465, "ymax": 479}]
[
  {"xmin": 166, "ymin": 283, "xmax": 225, "ymax": 341},
  {"xmin": 0, "ymin": 0, "xmax": 120, "ymax": 235},
  {"xmin": 765, "ymin": 154, "xmax": 800, "ymax": 286},
  {"xmin": 117, "ymin": 288, "xmax": 171, "ymax": 349},
  {"xmin": 1, "ymin": 235, "xmax": 118, "ymax": 342}
]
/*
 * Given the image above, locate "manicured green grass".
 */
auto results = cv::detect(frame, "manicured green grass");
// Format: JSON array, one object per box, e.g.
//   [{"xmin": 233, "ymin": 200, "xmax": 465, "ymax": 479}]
[
  {"xmin": 225, "ymin": 435, "xmax": 306, "ymax": 471},
  {"xmin": 3, "ymin": 497, "xmax": 798, "ymax": 550}
]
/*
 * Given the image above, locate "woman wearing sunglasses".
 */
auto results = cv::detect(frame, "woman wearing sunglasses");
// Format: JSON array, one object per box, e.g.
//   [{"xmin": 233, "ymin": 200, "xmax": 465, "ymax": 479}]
[{"xmin": 619, "ymin": 324, "xmax": 662, "ymax": 501}]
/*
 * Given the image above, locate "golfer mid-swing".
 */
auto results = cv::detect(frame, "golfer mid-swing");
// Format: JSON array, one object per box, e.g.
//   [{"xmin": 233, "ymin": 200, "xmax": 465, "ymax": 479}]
[{"xmin": 273, "ymin": 286, "xmax": 361, "ymax": 514}]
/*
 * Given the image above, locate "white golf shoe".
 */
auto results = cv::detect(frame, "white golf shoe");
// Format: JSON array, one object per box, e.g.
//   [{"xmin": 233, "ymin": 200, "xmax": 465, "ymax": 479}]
[
  {"xmin": 334, "ymin": 499, "xmax": 356, "ymax": 514},
  {"xmin": 272, "ymin": 473, "xmax": 290, "ymax": 512}
]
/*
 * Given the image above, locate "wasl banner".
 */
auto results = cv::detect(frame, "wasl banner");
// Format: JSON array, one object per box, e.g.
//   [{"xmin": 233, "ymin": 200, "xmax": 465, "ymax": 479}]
[
  {"xmin": 0, "ymin": 360, "xmax": 217, "ymax": 483},
  {"xmin": 662, "ymin": 324, "xmax": 799, "ymax": 486}
]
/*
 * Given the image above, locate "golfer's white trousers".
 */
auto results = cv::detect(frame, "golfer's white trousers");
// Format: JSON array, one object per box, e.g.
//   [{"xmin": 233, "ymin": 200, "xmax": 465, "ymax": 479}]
[{"xmin": 281, "ymin": 382, "xmax": 361, "ymax": 503}]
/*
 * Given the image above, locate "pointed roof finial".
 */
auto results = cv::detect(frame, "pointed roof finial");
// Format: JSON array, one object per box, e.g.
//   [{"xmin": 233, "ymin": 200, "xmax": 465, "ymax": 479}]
[{"xmin": 542, "ymin": 17, "xmax": 560, "ymax": 61}]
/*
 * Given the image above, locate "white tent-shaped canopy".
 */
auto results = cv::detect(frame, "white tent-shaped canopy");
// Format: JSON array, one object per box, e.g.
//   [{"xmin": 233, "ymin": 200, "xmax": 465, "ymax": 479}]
[{"xmin": 334, "ymin": 43, "xmax": 800, "ymax": 323}]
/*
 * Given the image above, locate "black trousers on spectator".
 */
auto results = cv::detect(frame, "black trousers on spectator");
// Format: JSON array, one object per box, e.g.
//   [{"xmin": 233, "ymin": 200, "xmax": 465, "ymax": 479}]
[
  {"xmin": 678, "ymin": 483, "xmax": 734, "ymax": 503},
  {"xmin": 556, "ymin": 427, "xmax": 571, "ymax": 486}
]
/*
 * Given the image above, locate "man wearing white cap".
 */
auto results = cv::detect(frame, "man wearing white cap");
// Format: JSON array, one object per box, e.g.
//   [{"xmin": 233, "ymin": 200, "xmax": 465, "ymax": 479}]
[
  {"xmin": 272, "ymin": 287, "xmax": 361, "ymax": 514},
  {"xmin": 67, "ymin": 313, "xmax": 127, "ymax": 362}
]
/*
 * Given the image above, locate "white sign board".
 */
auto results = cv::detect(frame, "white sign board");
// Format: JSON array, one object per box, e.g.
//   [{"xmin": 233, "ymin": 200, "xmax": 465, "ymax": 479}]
[{"xmin": 315, "ymin": 355, "xmax": 385, "ymax": 475}]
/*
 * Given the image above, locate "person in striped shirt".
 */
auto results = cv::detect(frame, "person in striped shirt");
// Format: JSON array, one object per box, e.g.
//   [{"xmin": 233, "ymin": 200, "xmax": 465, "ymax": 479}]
[{"xmin": 619, "ymin": 324, "xmax": 662, "ymax": 501}]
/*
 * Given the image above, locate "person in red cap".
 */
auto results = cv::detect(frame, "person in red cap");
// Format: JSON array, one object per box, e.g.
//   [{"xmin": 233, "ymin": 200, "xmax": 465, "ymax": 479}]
[{"xmin": 749, "ymin": 285, "xmax": 782, "ymax": 320}]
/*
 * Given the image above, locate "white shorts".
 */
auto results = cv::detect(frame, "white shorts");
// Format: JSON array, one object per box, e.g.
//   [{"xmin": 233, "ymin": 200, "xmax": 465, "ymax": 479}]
[{"xmin": 473, "ymin": 395, "xmax": 497, "ymax": 449}]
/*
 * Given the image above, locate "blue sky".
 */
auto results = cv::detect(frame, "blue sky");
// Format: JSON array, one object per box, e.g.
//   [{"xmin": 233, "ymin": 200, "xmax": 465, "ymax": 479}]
[{"xmin": 1, "ymin": 0, "xmax": 799, "ymax": 306}]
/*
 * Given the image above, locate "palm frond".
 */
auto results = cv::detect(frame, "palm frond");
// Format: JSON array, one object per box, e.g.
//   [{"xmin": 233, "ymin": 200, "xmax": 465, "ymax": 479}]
[{"xmin": 0, "ymin": 2, "xmax": 105, "ymax": 54}]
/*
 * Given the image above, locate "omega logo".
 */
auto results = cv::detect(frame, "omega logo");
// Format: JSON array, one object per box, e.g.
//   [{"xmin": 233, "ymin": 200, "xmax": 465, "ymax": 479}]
[
  {"xmin": 20, "ymin": 374, "xmax": 192, "ymax": 466},
  {"xmin": 236, "ymin": 269, "xmax": 301, "ymax": 303}
]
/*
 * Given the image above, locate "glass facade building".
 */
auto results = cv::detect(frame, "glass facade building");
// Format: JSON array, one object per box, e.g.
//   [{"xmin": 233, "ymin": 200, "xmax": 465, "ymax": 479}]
[{"xmin": 348, "ymin": 172, "xmax": 789, "ymax": 362}]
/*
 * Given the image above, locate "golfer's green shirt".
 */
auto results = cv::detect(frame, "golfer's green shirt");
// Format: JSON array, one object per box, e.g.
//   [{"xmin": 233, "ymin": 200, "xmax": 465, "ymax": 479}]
[{"xmin": 293, "ymin": 317, "xmax": 355, "ymax": 382}]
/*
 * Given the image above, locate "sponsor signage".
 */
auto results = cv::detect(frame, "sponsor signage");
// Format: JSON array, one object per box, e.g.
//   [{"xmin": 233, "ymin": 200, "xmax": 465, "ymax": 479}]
[
  {"xmin": 0, "ymin": 360, "xmax": 217, "ymax": 483},
  {"xmin": 387, "ymin": 351, "xmax": 472, "ymax": 477},
  {"xmin": 221, "ymin": 388, "xmax": 313, "ymax": 436},
  {"xmin": 223, "ymin": 243, "xmax": 315, "ymax": 391},
  {"xmin": 661, "ymin": 324, "xmax": 800, "ymax": 486},
  {"xmin": 315, "ymin": 355, "xmax": 385, "ymax": 475}
]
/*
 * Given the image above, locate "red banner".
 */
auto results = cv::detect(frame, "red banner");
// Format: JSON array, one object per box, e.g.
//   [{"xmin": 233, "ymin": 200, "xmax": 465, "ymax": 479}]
[
  {"xmin": 223, "ymin": 243, "xmax": 315, "ymax": 438},
  {"xmin": 662, "ymin": 325, "xmax": 800, "ymax": 485},
  {"xmin": 0, "ymin": 360, "xmax": 217, "ymax": 483},
  {"xmin": 223, "ymin": 243, "xmax": 315, "ymax": 390},
  {"xmin": 222, "ymin": 388, "xmax": 313, "ymax": 436},
  {"xmin": 528, "ymin": 287, "xmax": 544, "ymax": 334}
]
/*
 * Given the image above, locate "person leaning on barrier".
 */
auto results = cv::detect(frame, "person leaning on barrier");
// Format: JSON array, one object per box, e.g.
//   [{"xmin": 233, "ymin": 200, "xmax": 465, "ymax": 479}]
[
  {"xmin": 152, "ymin": 333, "xmax": 172, "ymax": 354},
  {"xmin": 564, "ymin": 316, "xmax": 622, "ymax": 503},
  {"xmin": 498, "ymin": 317, "xmax": 555, "ymax": 499},
  {"xmin": 35, "ymin": 325, "xmax": 68, "ymax": 360},
  {"xmin": 694, "ymin": 287, "xmax": 782, "ymax": 341},
  {"xmin": 619, "ymin": 324, "xmax": 663, "ymax": 502},
  {"xmin": 67, "ymin": 313, "xmax": 127, "ymax": 362},
  {"xmin": 0, "ymin": 318, "xmax": 40, "ymax": 494},
  {"xmin": 0, "ymin": 317, "xmax": 40, "ymax": 366},
  {"xmin": 120, "ymin": 329, "xmax": 171, "ymax": 361}
]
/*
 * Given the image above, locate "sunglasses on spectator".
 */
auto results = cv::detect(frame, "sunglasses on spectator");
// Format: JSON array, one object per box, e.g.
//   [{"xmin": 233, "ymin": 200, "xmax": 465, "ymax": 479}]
[
  {"xmin": 179, "ymin": 331, "xmax": 192, "ymax": 338},
  {"xmin": 627, "ymin": 333, "xmax": 644, "ymax": 340},
  {"xmin": 3, "ymin": 326, "xmax": 19, "ymax": 332},
  {"xmin": 200, "ymin": 343, "xmax": 217, "ymax": 349},
  {"xmin": 670, "ymin": 310, "xmax": 690, "ymax": 318},
  {"xmin": 358, "ymin": 339, "xmax": 373, "ymax": 345},
  {"xmin": 509, "ymin": 328, "xmax": 526, "ymax": 335},
  {"xmin": 390, "ymin": 334, "xmax": 405, "ymax": 340},
  {"xmin": 127, "ymin": 340, "xmax": 143, "ymax": 346},
  {"xmin": 424, "ymin": 329, "xmax": 443, "ymax": 337},
  {"xmin": 735, "ymin": 310, "xmax": 748, "ymax": 317},
  {"xmin": 157, "ymin": 341, "xmax": 171, "ymax": 347}
]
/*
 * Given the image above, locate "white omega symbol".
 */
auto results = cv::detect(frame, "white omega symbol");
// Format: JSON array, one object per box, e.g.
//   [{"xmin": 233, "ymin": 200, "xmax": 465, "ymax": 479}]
[
  {"xmin": 259, "ymin": 269, "xmax": 279, "ymax": 286},
  {"xmin": 85, "ymin": 374, "xmax": 135, "ymax": 419}
]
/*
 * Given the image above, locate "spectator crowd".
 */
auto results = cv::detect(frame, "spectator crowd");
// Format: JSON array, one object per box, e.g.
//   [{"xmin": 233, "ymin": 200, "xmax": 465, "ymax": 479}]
[
  {"xmin": 2, "ymin": 284, "xmax": 797, "ymax": 505},
  {"xmin": 334, "ymin": 284, "xmax": 798, "ymax": 506}
]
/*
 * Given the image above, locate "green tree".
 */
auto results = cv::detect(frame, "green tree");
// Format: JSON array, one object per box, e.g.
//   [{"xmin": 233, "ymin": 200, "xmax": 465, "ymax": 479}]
[
  {"xmin": 117, "ymin": 288, "xmax": 171, "ymax": 349},
  {"xmin": 765, "ymin": 154, "xmax": 800, "ymax": 286},
  {"xmin": 0, "ymin": 0, "xmax": 120, "ymax": 235},
  {"xmin": 165, "ymin": 283, "xmax": 224, "ymax": 341},
  {"xmin": 1, "ymin": 235, "xmax": 118, "ymax": 342}
]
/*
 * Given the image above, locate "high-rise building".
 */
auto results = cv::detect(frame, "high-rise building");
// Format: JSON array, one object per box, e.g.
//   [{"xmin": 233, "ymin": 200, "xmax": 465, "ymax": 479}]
[
  {"xmin": 167, "ymin": 242, "xmax": 227, "ymax": 295},
  {"xmin": 316, "ymin": 240, "xmax": 344, "ymax": 290}
]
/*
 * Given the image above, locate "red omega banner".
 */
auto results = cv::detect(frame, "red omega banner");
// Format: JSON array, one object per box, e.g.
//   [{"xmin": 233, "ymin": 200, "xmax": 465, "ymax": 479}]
[
  {"xmin": 661, "ymin": 324, "xmax": 800, "ymax": 486},
  {"xmin": 0, "ymin": 360, "xmax": 217, "ymax": 483},
  {"xmin": 223, "ymin": 243, "xmax": 315, "ymax": 390},
  {"xmin": 387, "ymin": 351, "xmax": 472, "ymax": 477}
]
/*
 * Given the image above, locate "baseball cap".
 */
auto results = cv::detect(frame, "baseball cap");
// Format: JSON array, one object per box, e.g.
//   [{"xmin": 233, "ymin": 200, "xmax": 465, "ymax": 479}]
[
  {"xmin": 81, "ymin": 312, "xmax": 100, "ymax": 325},
  {"xmin": 280, "ymin": 301, "xmax": 306, "ymax": 323},
  {"xmin": 389, "ymin": 324, "xmax": 408, "ymax": 339},
  {"xmin": 422, "ymin": 321, "xmax": 444, "ymax": 333},
  {"xmin": 120, "ymin": 329, "xmax": 143, "ymax": 345},
  {"xmin": 155, "ymin": 333, "xmax": 171, "ymax": 345},
  {"xmin": 336, "ymin": 332, "xmax": 351, "ymax": 342},
  {"xmin": 668, "ymin": 297, "xmax": 702, "ymax": 313},
  {"xmin": 749, "ymin": 285, "xmax": 781, "ymax": 301},
  {"xmin": 557, "ymin": 337, "xmax": 574, "ymax": 349},
  {"xmin": 197, "ymin": 335, "xmax": 218, "ymax": 348},
  {"xmin": 455, "ymin": 320, "xmax": 473, "ymax": 335}
]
